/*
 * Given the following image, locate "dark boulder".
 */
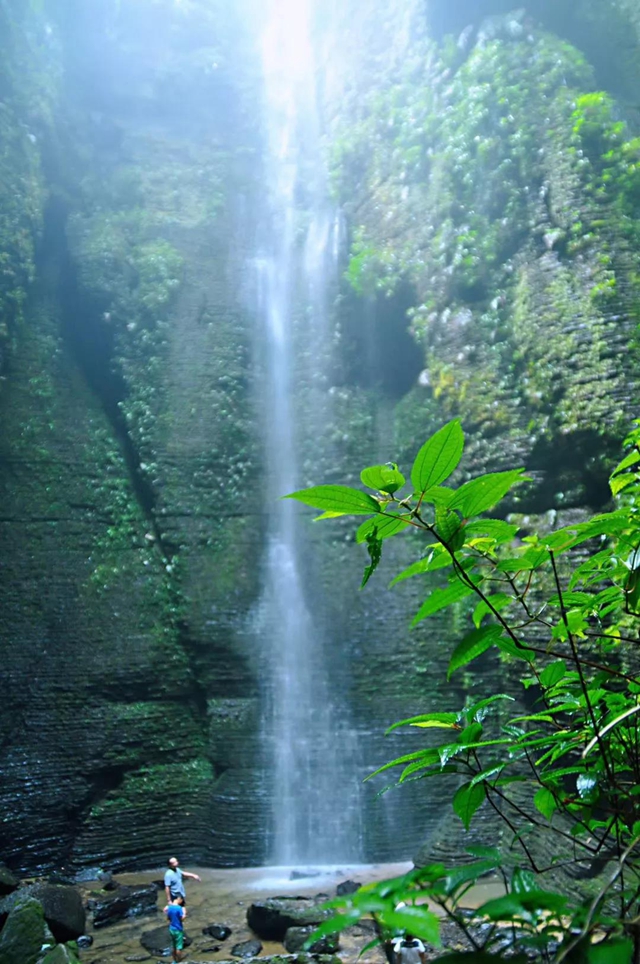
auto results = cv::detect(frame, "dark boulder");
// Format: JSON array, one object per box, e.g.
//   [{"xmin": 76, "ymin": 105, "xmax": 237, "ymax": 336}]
[
  {"xmin": 0, "ymin": 884, "xmax": 85, "ymax": 942},
  {"xmin": 202, "ymin": 923, "xmax": 232, "ymax": 940},
  {"xmin": 39, "ymin": 945, "xmax": 82, "ymax": 964},
  {"xmin": 0, "ymin": 863, "xmax": 19, "ymax": 896},
  {"xmin": 335, "ymin": 880, "xmax": 361, "ymax": 897},
  {"xmin": 231, "ymin": 939, "xmax": 263, "ymax": 958},
  {"xmin": 34, "ymin": 885, "xmax": 86, "ymax": 942},
  {"xmin": 284, "ymin": 927, "xmax": 339, "ymax": 954},
  {"xmin": 246, "ymin": 899, "xmax": 329, "ymax": 941},
  {"xmin": 88, "ymin": 884, "xmax": 158, "ymax": 928},
  {"xmin": 140, "ymin": 925, "xmax": 192, "ymax": 956}
]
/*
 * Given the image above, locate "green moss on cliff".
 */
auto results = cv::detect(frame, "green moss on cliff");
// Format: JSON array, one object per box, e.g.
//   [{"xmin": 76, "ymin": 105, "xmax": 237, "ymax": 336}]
[{"xmin": 331, "ymin": 23, "xmax": 640, "ymax": 464}]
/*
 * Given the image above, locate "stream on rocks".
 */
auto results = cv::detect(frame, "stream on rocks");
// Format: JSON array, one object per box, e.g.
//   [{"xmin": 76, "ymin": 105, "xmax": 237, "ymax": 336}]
[{"xmin": 75, "ymin": 864, "xmax": 504, "ymax": 964}]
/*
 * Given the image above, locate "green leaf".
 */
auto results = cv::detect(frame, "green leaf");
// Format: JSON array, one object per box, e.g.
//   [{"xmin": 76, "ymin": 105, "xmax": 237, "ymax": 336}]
[
  {"xmin": 379, "ymin": 907, "xmax": 440, "ymax": 946},
  {"xmin": 411, "ymin": 578, "xmax": 478, "ymax": 627},
  {"xmin": 366, "ymin": 747, "xmax": 441, "ymax": 780},
  {"xmin": 411, "ymin": 420, "xmax": 464, "ymax": 496},
  {"xmin": 611, "ymin": 449, "xmax": 640, "ymax": 476},
  {"xmin": 435, "ymin": 505, "xmax": 465, "ymax": 549},
  {"xmin": 386, "ymin": 713, "xmax": 460, "ymax": 734},
  {"xmin": 448, "ymin": 625, "xmax": 504, "ymax": 679},
  {"xmin": 472, "ymin": 593, "xmax": 512, "ymax": 628},
  {"xmin": 466, "ymin": 845, "xmax": 502, "ymax": 861},
  {"xmin": 357, "ymin": 514, "xmax": 411, "ymax": 544},
  {"xmin": 450, "ymin": 470, "xmax": 528, "ymax": 518},
  {"xmin": 495, "ymin": 636, "xmax": 535, "ymax": 663},
  {"xmin": 540, "ymin": 660, "xmax": 566, "ymax": 688},
  {"xmin": 390, "ymin": 547, "xmax": 452, "ymax": 586},
  {"xmin": 361, "ymin": 530, "xmax": 383, "ymax": 589},
  {"xmin": 452, "ymin": 781, "xmax": 486, "ymax": 830},
  {"xmin": 285, "ymin": 485, "xmax": 381, "ymax": 515},
  {"xmin": 313, "ymin": 510, "xmax": 348, "ymax": 520},
  {"xmin": 587, "ymin": 937, "xmax": 632, "ymax": 964},
  {"xmin": 465, "ymin": 519, "xmax": 520, "ymax": 542},
  {"xmin": 361, "ymin": 462, "xmax": 406, "ymax": 494},
  {"xmin": 534, "ymin": 788, "xmax": 557, "ymax": 821},
  {"xmin": 611, "ymin": 473, "xmax": 636, "ymax": 496}
]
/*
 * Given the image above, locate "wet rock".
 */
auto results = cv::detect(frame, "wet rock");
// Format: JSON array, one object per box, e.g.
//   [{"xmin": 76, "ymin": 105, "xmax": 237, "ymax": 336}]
[
  {"xmin": 216, "ymin": 956, "xmax": 340, "ymax": 964},
  {"xmin": 0, "ymin": 884, "xmax": 85, "ymax": 942},
  {"xmin": 40, "ymin": 944, "xmax": 82, "ymax": 964},
  {"xmin": 200, "ymin": 945, "xmax": 222, "ymax": 953},
  {"xmin": 0, "ymin": 896, "xmax": 53, "ymax": 964},
  {"xmin": 77, "ymin": 935, "xmax": 94, "ymax": 948},
  {"xmin": 88, "ymin": 884, "xmax": 158, "ymax": 928},
  {"xmin": 283, "ymin": 926, "xmax": 339, "ymax": 954},
  {"xmin": 140, "ymin": 925, "xmax": 193, "ymax": 956},
  {"xmin": 202, "ymin": 923, "xmax": 232, "ymax": 940},
  {"xmin": 247, "ymin": 899, "xmax": 329, "ymax": 941},
  {"xmin": 0, "ymin": 863, "xmax": 19, "ymax": 896},
  {"xmin": 73, "ymin": 868, "xmax": 108, "ymax": 884},
  {"xmin": 335, "ymin": 880, "xmax": 361, "ymax": 897},
  {"xmin": 34, "ymin": 885, "xmax": 86, "ymax": 942},
  {"xmin": 231, "ymin": 939, "xmax": 263, "ymax": 958},
  {"xmin": 125, "ymin": 956, "xmax": 152, "ymax": 962}
]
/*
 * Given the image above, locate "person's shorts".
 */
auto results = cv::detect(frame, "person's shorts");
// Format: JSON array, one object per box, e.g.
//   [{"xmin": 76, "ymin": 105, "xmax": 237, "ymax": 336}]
[{"xmin": 169, "ymin": 927, "xmax": 184, "ymax": 951}]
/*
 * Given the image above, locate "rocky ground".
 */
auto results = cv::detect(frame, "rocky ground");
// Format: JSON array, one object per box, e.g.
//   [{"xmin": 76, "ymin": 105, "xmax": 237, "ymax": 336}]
[{"xmin": 0, "ymin": 863, "xmax": 504, "ymax": 964}]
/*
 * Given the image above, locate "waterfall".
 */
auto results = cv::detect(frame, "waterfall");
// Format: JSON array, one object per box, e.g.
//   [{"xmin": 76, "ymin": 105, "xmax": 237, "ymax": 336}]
[{"xmin": 253, "ymin": 0, "xmax": 363, "ymax": 866}]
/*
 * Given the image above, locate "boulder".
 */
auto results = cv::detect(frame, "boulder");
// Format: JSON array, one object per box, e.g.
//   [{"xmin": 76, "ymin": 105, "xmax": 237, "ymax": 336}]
[
  {"xmin": 0, "ymin": 896, "xmax": 53, "ymax": 964},
  {"xmin": 231, "ymin": 939, "xmax": 263, "ymax": 958},
  {"xmin": 88, "ymin": 884, "xmax": 158, "ymax": 928},
  {"xmin": 283, "ymin": 927, "xmax": 339, "ymax": 954},
  {"xmin": 140, "ymin": 925, "xmax": 192, "ymax": 956},
  {"xmin": 0, "ymin": 885, "xmax": 85, "ymax": 943},
  {"xmin": 39, "ymin": 944, "xmax": 82, "ymax": 964},
  {"xmin": 202, "ymin": 923, "xmax": 232, "ymax": 940},
  {"xmin": 246, "ymin": 899, "xmax": 330, "ymax": 941},
  {"xmin": 77, "ymin": 935, "xmax": 94, "ymax": 948},
  {"xmin": 34, "ymin": 885, "xmax": 86, "ymax": 942},
  {"xmin": 0, "ymin": 863, "xmax": 19, "ymax": 896},
  {"xmin": 335, "ymin": 880, "xmax": 361, "ymax": 897}
]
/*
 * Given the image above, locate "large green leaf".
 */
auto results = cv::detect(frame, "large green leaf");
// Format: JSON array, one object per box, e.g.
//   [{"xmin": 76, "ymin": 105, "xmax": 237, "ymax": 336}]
[
  {"xmin": 447, "ymin": 625, "xmax": 504, "ymax": 679},
  {"xmin": 411, "ymin": 578, "xmax": 477, "ymax": 627},
  {"xmin": 453, "ymin": 781, "xmax": 486, "ymax": 830},
  {"xmin": 360, "ymin": 462, "xmax": 406, "ymax": 494},
  {"xmin": 465, "ymin": 519, "xmax": 520, "ymax": 542},
  {"xmin": 390, "ymin": 547, "xmax": 452, "ymax": 586},
  {"xmin": 386, "ymin": 713, "xmax": 460, "ymax": 733},
  {"xmin": 534, "ymin": 788, "xmax": 557, "ymax": 821},
  {"xmin": 450, "ymin": 470, "xmax": 528, "ymax": 518},
  {"xmin": 378, "ymin": 907, "xmax": 440, "ymax": 946},
  {"xmin": 411, "ymin": 420, "xmax": 464, "ymax": 496},
  {"xmin": 357, "ymin": 514, "xmax": 411, "ymax": 544},
  {"xmin": 587, "ymin": 937, "xmax": 633, "ymax": 964},
  {"xmin": 285, "ymin": 485, "xmax": 381, "ymax": 515}
]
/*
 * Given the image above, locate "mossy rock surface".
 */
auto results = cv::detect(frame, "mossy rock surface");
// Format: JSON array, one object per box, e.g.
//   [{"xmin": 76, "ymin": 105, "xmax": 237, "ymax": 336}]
[{"xmin": 0, "ymin": 897, "xmax": 52, "ymax": 964}]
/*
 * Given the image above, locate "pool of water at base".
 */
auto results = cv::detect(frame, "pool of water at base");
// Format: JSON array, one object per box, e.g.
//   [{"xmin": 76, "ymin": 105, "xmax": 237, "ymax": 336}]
[{"xmin": 78, "ymin": 863, "xmax": 504, "ymax": 964}]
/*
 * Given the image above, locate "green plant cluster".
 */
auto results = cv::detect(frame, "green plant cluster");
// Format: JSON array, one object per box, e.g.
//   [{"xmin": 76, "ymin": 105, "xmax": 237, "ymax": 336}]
[
  {"xmin": 330, "ymin": 25, "xmax": 640, "ymax": 446},
  {"xmin": 289, "ymin": 419, "xmax": 640, "ymax": 961},
  {"xmin": 0, "ymin": 1, "xmax": 59, "ymax": 373}
]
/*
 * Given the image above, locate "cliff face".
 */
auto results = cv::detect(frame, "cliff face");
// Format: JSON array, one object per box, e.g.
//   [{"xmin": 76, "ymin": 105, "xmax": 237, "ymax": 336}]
[{"xmin": 1, "ymin": 0, "xmax": 639, "ymax": 872}]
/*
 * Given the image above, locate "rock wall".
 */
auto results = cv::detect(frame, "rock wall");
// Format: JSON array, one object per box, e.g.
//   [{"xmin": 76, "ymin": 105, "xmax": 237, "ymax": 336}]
[{"xmin": 1, "ymin": 0, "xmax": 640, "ymax": 873}]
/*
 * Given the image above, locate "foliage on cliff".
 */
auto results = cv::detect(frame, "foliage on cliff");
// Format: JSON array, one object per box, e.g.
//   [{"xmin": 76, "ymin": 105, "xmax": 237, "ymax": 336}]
[
  {"xmin": 330, "ymin": 20, "xmax": 640, "ymax": 455},
  {"xmin": 290, "ymin": 419, "xmax": 640, "ymax": 960}
]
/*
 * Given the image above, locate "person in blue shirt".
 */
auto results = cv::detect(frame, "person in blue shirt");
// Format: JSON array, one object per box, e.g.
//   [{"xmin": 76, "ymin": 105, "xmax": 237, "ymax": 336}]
[
  {"xmin": 164, "ymin": 895, "xmax": 186, "ymax": 963},
  {"xmin": 164, "ymin": 856, "xmax": 201, "ymax": 906}
]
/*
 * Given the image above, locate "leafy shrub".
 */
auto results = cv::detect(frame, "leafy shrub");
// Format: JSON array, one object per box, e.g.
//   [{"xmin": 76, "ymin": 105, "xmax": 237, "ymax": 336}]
[{"xmin": 288, "ymin": 419, "xmax": 640, "ymax": 962}]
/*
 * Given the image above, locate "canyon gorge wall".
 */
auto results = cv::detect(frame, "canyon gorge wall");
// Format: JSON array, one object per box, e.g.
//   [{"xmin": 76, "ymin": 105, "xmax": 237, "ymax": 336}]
[{"xmin": 0, "ymin": 0, "xmax": 639, "ymax": 872}]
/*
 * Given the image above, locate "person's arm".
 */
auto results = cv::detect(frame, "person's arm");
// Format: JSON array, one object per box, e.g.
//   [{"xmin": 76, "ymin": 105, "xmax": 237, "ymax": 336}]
[
  {"xmin": 182, "ymin": 907, "xmax": 188, "ymax": 921},
  {"xmin": 182, "ymin": 871, "xmax": 201, "ymax": 882},
  {"xmin": 165, "ymin": 885, "xmax": 172, "ymax": 903}
]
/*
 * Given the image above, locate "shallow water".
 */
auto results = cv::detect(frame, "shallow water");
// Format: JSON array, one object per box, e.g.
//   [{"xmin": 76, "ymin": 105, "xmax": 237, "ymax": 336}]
[
  {"xmin": 79, "ymin": 863, "xmax": 504, "ymax": 964},
  {"xmin": 81, "ymin": 864, "xmax": 411, "ymax": 964}
]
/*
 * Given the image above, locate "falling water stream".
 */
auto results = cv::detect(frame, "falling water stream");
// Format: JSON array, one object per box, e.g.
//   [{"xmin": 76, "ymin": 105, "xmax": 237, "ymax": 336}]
[{"xmin": 255, "ymin": 0, "xmax": 363, "ymax": 866}]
